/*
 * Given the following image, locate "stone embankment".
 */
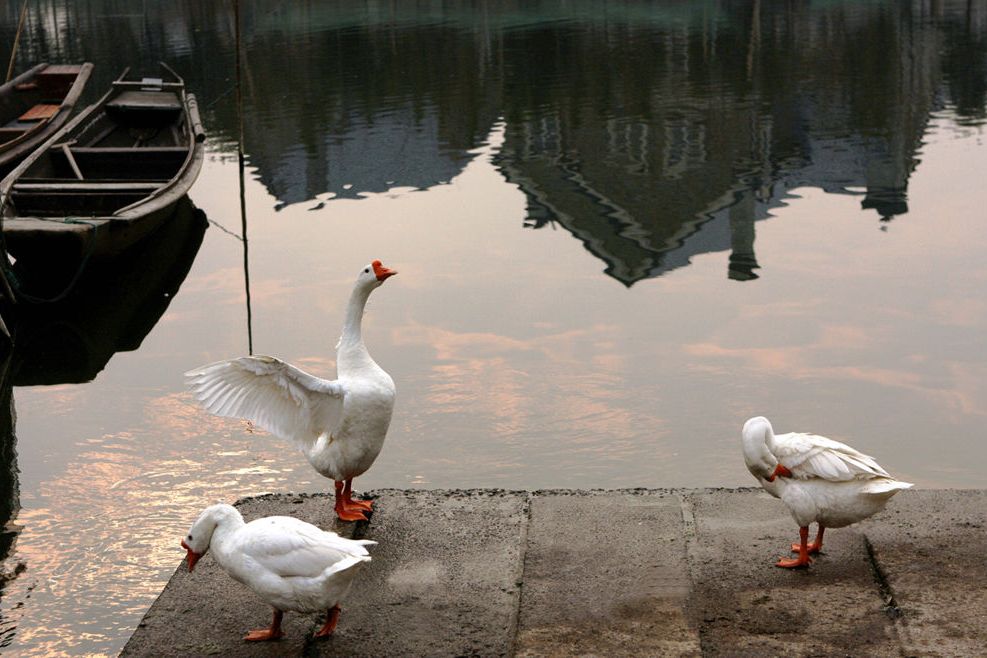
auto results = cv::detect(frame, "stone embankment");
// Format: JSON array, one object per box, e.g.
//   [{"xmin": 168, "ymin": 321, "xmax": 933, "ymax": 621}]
[{"xmin": 123, "ymin": 488, "xmax": 986, "ymax": 657}]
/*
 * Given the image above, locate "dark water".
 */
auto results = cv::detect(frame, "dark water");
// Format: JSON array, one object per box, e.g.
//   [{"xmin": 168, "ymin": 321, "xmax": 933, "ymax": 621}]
[{"xmin": 0, "ymin": 1, "xmax": 986, "ymax": 655}]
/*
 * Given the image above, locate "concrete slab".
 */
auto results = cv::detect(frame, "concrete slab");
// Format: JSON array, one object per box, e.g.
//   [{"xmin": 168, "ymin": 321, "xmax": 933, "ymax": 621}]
[
  {"xmin": 313, "ymin": 489, "xmax": 527, "ymax": 657},
  {"xmin": 515, "ymin": 490, "xmax": 701, "ymax": 657},
  {"xmin": 124, "ymin": 489, "xmax": 528, "ymax": 658},
  {"xmin": 861, "ymin": 489, "xmax": 987, "ymax": 658},
  {"xmin": 684, "ymin": 488, "xmax": 903, "ymax": 657},
  {"xmin": 124, "ymin": 488, "xmax": 987, "ymax": 657}
]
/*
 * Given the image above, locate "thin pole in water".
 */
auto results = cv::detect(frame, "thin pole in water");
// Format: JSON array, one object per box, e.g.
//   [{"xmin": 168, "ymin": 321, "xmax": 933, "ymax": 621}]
[
  {"xmin": 5, "ymin": 0, "xmax": 30, "ymax": 83},
  {"xmin": 234, "ymin": 0, "xmax": 253, "ymax": 356}
]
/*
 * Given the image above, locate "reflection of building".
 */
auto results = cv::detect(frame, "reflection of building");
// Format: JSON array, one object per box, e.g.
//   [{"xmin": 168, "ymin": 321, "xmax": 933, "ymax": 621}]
[
  {"xmin": 491, "ymin": 2, "xmax": 944, "ymax": 285},
  {"xmin": 495, "ymin": 109, "xmax": 782, "ymax": 286}
]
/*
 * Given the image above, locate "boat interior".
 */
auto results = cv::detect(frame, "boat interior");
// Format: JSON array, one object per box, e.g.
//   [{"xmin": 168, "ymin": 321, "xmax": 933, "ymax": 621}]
[
  {"xmin": 0, "ymin": 65, "xmax": 83, "ymax": 146},
  {"xmin": 9, "ymin": 81, "xmax": 191, "ymax": 217}
]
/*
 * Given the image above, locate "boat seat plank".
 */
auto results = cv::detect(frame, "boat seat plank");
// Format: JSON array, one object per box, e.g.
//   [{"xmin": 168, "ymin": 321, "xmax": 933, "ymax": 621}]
[
  {"xmin": 13, "ymin": 181, "xmax": 163, "ymax": 193},
  {"xmin": 70, "ymin": 146, "xmax": 187, "ymax": 155},
  {"xmin": 19, "ymin": 104, "xmax": 60, "ymax": 121},
  {"xmin": 37, "ymin": 64, "xmax": 84, "ymax": 76},
  {"xmin": 106, "ymin": 90, "xmax": 182, "ymax": 113}
]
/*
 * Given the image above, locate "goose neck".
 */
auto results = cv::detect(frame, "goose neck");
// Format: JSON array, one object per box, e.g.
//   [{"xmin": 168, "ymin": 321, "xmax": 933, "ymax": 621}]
[
  {"xmin": 209, "ymin": 509, "xmax": 246, "ymax": 561},
  {"xmin": 339, "ymin": 285, "xmax": 372, "ymax": 348}
]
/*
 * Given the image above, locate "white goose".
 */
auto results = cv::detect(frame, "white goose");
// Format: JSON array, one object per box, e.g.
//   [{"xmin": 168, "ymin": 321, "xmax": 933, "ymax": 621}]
[
  {"xmin": 741, "ymin": 416, "xmax": 912, "ymax": 568},
  {"xmin": 185, "ymin": 260, "xmax": 397, "ymax": 521},
  {"xmin": 181, "ymin": 503, "xmax": 375, "ymax": 641}
]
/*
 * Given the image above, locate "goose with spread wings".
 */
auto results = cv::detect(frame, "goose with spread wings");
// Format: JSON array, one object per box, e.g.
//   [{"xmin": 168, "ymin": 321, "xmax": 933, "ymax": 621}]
[{"xmin": 185, "ymin": 260, "xmax": 397, "ymax": 521}]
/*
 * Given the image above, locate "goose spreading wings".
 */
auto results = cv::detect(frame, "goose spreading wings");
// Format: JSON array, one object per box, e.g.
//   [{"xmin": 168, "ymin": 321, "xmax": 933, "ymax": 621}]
[{"xmin": 186, "ymin": 260, "xmax": 397, "ymax": 521}]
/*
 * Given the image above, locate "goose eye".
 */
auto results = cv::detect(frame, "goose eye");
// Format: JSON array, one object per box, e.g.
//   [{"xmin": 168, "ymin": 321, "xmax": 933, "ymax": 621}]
[
  {"xmin": 187, "ymin": 534, "xmax": 193, "ymax": 540},
  {"xmin": 364, "ymin": 268, "xmax": 370, "ymax": 273}
]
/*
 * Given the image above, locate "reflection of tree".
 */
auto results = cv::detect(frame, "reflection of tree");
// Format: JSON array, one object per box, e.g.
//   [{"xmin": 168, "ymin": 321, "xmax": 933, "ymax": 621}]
[
  {"xmin": 2, "ymin": 1, "xmax": 985, "ymax": 284},
  {"xmin": 940, "ymin": 3, "xmax": 987, "ymax": 123}
]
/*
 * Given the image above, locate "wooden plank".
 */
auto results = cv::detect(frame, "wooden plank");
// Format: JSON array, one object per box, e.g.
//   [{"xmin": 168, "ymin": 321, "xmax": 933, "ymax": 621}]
[
  {"xmin": 19, "ymin": 104, "xmax": 60, "ymax": 121},
  {"xmin": 106, "ymin": 91, "xmax": 182, "ymax": 113},
  {"xmin": 14, "ymin": 181, "xmax": 161, "ymax": 192},
  {"xmin": 61, "ymin": 144, "xmax": 85, "ymax": 180},
  {"xmin": 36, "ymin": 64, "xmax": 83, "ymax": 76},
  {"xmin": 71, "ymin": 146, "xmax": 187, "ymax": 155}
]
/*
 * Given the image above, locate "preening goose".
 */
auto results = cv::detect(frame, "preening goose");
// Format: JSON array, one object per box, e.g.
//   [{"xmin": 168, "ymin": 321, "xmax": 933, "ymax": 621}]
[
  {"xmin": 181, "ymin": 503, "xmax": 375, "ymax": 641},
  {"xmin": 742, "ymin": 416, "xmax": 912, "ymax": 568},
  {"xmin": 185, "ymin": 260, "xmax": 397, "ymax": 521}
]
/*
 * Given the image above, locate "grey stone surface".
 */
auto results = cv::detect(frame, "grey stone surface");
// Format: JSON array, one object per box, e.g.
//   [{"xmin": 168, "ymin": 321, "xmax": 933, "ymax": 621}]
[
  {"xmin": 861, "ymin": 489, "xmax": 987, "ymax": 658},
  {"xmin": 123, "ymin": 489, "xmax": 527, "ymax": 658},
  {"xmin": 124, "ymin": 488, "xmax": 983, "ymax": 657},
  {"xmin": 684, "ymin": 488, "xmax": 902, "ymax": 657},
  {"xmin": 312, "ymin": 489, "xmax": 527, "ymax": 657},
  {"xmin": 516, "ymin": 491, "xmax": 700, "ymax": 657}
]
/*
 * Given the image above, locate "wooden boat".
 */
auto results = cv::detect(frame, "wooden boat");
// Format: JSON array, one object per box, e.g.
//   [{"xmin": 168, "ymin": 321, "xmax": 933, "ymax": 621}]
[
  {"xmin": 0, "ymin": 63, "xmax": 205, "ymax": 276},
  {"xmin": 0, "ymin": 62, "xmax": 94, "ymax": 178}
]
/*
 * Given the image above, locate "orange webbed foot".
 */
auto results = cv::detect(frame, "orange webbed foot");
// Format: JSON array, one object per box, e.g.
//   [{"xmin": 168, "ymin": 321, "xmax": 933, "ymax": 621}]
[
  {"xmin": 778, "ymin": 527, "xmax": 813, "ymax": 568},
  {"xmin": 775, "ymin": 555, "xmax": 812, "ymax": 568},
  {"xmin": 348, "ymin": 498, "xmax": 373, "ymax": 512},
  {"xmin": 244, "ymin": 628, "xmax": 284, "ymax": 642},
  {"xmin": 334, "ymin": 507, "xmax": 368, "ymax": 522},
  {"xmin": 791, "ymin": 542, "xmax": 822, "ymax": 554}
]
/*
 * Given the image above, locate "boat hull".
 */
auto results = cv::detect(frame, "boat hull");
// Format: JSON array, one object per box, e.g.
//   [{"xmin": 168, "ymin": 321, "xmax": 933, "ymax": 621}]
[{"xmin": 0, "ymin": 65, "xmax": 205, "ymax": 287}]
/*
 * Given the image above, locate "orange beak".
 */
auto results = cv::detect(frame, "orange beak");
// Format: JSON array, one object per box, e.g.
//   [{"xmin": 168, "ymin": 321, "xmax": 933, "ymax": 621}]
[
  {"xmin": 181, "ymin": 539, "xmax": 201, "ymax": 572},
  {"xmin": 766, "ymin": 463, "xmax": 793, "ymax": 482},
  {"xmin": 372, "ymin": 259, "xmax": 397, "ymax": 282}
]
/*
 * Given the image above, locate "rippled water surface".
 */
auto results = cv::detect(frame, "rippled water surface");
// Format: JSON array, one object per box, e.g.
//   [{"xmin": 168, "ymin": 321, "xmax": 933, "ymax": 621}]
[{"xmin": 1, "ymin": 1, "xmax": 986, "ymax": 655}]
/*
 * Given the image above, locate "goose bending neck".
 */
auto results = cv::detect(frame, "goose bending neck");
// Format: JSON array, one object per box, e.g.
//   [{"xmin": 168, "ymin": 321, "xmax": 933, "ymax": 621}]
[{"xmin": 200, "ymin": 504, "xmax": 246, "ymax": 554}]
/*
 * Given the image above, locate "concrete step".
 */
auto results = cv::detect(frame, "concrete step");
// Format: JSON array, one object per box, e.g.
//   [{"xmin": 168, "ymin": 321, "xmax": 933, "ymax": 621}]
[{"xmin": 122, "ymin": 488, "xmax": 986, "ymax": 657}]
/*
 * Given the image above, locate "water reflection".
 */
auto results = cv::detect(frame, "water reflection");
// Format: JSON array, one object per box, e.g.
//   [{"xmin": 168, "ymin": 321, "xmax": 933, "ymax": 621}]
[
  {"xmin": 8, "ymin": 198, "xmax": 208, "ymax": 385},
  {"xmin": 0, "ymin": 349, "xmax": 20, "ymax": 626},
  {"xmin": 3, "ymin": 2, "xmax": 985, "ymax": 286},
  {"xmin": 0, "ymin": 198, "xmax": 206, "ymax": 649},
  {"xmin": 0, "ymin": 2, "xmax": 984, "ymax": 655}
]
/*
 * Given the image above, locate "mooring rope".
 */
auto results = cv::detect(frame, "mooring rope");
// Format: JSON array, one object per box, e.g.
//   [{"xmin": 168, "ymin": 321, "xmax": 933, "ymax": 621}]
[{"xmin": 3, "ymin": 216, "xmax": 100, "ymax": 304}]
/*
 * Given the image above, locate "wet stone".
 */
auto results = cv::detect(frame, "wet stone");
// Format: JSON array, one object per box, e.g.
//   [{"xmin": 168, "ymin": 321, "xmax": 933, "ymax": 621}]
[{"xmin": 684, "ymin": 488, "xmax": 903, "ymax": 657}]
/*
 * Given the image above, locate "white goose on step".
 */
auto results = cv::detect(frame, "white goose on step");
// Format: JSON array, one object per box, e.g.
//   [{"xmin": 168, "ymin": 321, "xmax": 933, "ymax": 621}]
[
  {"xmin": 742, "ymin": 415, "xmax": 912, "ymax": 568},
  {"xmin": 185, "ymin": 260, "xmax": 397, "ymax": 521},
  {"xmin": 181, "ymin": 503, "xmax": 375, "ymax": 641}
]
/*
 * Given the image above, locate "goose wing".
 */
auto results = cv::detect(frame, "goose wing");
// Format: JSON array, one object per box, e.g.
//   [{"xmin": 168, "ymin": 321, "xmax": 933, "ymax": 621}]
[
  {"xmin": 773, "ymin": 432, "xmax": 892, "ymax": 481},
  {"xmin": 239, "ymin": 517, "xmax": 371, "ymax": 578},
  {"xmin": 185, "ymin": 356, "xmax": 344, "ymax": 448}
]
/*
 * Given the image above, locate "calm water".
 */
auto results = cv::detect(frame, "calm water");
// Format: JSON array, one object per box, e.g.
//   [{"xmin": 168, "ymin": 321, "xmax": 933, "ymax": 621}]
[{"xmin": 1, "ymin": 1, "xmax": 986, "ymax": 654}]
